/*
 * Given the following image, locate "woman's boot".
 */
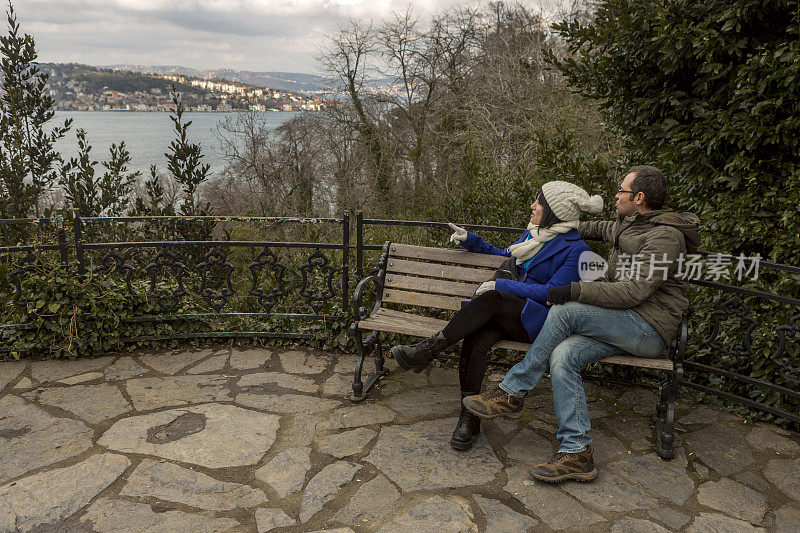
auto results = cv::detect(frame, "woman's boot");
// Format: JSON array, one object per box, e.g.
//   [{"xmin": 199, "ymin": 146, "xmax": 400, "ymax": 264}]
[
  {"xmin": 390, "ymin": 331, "xmax": 447, "ymax": 373},
  {"xmin": 451, "ymin": 393, "xmax": 481, "ymax": 451}
]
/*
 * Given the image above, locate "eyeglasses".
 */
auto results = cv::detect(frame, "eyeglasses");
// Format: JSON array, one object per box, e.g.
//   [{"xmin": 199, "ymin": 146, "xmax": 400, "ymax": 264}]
[{"xmin": 617, "ymin": 188, "xmax": 637, "ymax": 196}]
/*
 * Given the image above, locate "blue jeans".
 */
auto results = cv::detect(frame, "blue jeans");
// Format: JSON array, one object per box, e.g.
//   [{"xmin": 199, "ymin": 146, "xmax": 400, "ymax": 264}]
[{"xmin": 499, "ymin": 302, "xmax": 666, "ymax": 453}]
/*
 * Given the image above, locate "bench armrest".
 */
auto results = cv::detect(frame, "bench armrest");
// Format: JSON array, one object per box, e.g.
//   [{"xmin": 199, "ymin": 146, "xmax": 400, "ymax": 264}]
[
  {"xmin": 353, "ymin": 241, "xmax": 391, "ymax": 322},
  {"xmin": 353, "ymin": 274, "xmax": 384, "ymax": 321}
]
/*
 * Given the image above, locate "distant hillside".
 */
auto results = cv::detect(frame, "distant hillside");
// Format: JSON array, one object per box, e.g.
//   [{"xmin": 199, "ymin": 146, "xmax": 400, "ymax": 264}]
[
  {"xmin": 42, "ymin": 63, "xmax": 203, "ymax": 95},
  {"xmin": 104, "ymin": 65, "xmax": 330, "ymax": 93},
  {"xmin": 40, "ymin": 63, "xmax": 325, "ymax": 112}
]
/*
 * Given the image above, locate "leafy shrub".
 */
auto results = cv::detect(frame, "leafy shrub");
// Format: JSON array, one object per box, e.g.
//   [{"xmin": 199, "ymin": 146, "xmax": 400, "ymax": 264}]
[
  {"xmin": 5, "ymin": 266, "xmax": 154, "ymax": 359},
  {"xmin": 550, "ymin": 0, "xmax": 800, "ymax": 268}
]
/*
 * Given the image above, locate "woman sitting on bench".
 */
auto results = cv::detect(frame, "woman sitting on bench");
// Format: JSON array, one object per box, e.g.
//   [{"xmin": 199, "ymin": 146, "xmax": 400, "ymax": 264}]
[{"xmin": 389, "ymin": 181, "xmax": 602, "ymax": 451}]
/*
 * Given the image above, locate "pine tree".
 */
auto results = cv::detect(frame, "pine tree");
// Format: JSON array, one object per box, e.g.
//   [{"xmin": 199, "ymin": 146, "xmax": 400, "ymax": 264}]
[
  {"xmin": 166, "ymin": 87, "xmax": 211, "ymax": 217},
  {"xmin": 0, "ymin": 1, "xmax": 70, "ymax": 218},
  {"xmin": 99, "ymin": 141, "xmax": 140, "ymax": 216}
]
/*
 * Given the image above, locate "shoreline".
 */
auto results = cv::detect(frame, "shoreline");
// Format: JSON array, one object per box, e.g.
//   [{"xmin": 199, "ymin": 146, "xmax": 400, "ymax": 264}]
[{"xmin": 53, "ymin": 109, "xmax": 306, "ymax": 113}]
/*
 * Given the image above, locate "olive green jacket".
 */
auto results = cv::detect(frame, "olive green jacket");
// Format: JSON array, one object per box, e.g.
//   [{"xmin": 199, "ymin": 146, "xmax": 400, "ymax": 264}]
[{"xmin": 576, "ymin": 210, "xmax": 700, "ymax": 346}]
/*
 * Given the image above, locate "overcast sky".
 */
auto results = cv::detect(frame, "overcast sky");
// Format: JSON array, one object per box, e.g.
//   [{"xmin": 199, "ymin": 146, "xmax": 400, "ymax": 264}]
[{"xmin": 14, "ymin": 0, "xmax": 517, "ymax": 74}]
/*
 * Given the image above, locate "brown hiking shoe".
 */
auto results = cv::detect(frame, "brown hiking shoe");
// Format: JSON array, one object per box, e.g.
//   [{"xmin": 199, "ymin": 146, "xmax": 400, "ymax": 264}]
[
  {"xmin": 462, "ymin": 388, "xmax": 524, "ymax": 419},
  {"xmin": 529, "ymin": 446, "xmax": 597, "ymax": 483}
]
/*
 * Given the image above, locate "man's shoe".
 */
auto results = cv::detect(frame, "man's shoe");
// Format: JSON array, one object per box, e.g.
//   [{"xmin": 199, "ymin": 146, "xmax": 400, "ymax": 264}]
[
  {"xmin": 390, "ymin": 332, "xmax": 447, "ymax": 373},
  {"xmin": 462, "ymin": 387, "xmax": 524, "ymax": 419},
  {"xmin": 450, "ymin": 406, "xmax": 481, "ymax": 451},
  {"xmin": 529, "ymin": 446, "xmax": 597, "ymax": 483}
]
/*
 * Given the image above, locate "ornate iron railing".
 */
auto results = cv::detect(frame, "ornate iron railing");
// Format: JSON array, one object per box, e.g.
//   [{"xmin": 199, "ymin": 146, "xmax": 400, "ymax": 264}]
[
  {"xmin": 1, "ymin": 210, "xmax": 349, "ymax": 343},
  {"xmin": 2, "ymin": 211, "xmax": 798, "ymax": 425}
]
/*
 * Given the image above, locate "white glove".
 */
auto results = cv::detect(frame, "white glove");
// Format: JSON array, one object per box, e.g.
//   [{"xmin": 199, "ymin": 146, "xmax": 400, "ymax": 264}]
[
  {"xmin": 448, "ymin": 222, "xmax": 467, "ymax": 244},
  {"xmin": 474, "ymin": 280, "xmax": 495, "ymax": 296}
]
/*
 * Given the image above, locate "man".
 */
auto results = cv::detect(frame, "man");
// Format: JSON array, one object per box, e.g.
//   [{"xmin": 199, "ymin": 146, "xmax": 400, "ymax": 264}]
[{"xmin": 463, "ymin": 165, "xmax": 699, "ymax": 483}]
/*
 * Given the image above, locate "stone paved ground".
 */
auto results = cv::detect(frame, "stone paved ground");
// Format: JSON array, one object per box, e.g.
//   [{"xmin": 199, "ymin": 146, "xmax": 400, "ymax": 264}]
[{"xmin": 1, "ymin": 345, "xmax": 799, "ymax": 532}]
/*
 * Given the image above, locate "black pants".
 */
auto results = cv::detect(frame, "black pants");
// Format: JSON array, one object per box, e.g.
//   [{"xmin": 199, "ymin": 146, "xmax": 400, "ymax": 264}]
[{"xmin": 441, "ymin": 290, "xmax": 530, "ymax": 394}]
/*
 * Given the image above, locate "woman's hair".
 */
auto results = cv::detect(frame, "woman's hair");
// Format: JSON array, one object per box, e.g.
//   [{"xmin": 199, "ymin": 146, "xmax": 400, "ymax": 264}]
[{"xmin": 536, "ymin": 190, "xmax": 563, "ymax": 229}]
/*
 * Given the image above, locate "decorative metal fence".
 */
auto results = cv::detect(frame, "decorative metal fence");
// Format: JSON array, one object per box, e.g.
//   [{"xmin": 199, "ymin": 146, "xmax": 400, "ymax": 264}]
[
  {"xmin": 1, "ymin": 211, "xmax": 798, "ymax": 425},
  {"xmin": 1, "ymin": 210, "xmax": 349, "ymax": 344}
]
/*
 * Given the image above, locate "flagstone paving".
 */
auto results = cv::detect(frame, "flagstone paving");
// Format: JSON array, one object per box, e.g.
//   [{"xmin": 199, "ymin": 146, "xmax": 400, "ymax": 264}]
[{"xmin": 1, "ymin": 345, "xmax": 798, "ymax": 532}]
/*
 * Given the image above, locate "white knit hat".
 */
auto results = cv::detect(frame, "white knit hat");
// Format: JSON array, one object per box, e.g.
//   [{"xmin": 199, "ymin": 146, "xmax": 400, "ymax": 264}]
[{"xmin": 541, "ymin": 181, "xmax": 604, "ymax": 221}]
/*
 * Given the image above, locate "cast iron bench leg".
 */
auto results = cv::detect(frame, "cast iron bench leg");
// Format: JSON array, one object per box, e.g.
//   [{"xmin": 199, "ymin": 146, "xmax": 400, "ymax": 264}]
[
  {"xmin": 350, "ymin": 328, "xmax": 386, "ymax": 402},
  {"xmin": 653, "ymin": 374, "xmax": 677, "ymax": 460}
]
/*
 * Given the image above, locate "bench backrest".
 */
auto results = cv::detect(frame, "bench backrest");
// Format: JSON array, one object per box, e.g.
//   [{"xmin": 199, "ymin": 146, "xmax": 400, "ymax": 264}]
[{"xmin": 383, "ymin": 243, "xmax": 505, "ymax": 312}]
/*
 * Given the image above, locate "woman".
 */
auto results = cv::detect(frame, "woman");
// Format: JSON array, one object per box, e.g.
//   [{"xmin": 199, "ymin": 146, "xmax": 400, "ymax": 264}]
[{"xmin": 389, "ymin": 181, "xmax": 602, "ymax": 451}]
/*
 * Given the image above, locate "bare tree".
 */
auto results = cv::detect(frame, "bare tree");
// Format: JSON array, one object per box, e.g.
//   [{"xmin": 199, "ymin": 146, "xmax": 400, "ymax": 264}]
[
  {"xmin": 319, "ymin": 19, "xmax": 395, "ymax": 213},
  {"xmin": 211, "ymin": 111, "xmax": 275, "ymax": 215},
  {"xmin": 216, "ymin": 1, "xmax": 616, "ymax": 227},
  {"xmin": 273, "ymin": 114, "xmax": 324, "ymax": 216},
  {"xmin": 316, "ymin": 105, "xmax": 373, "ymax": 216},
  {"xmin": 211, "ymin": 112, "xmax": 335, "ymax": 217}
]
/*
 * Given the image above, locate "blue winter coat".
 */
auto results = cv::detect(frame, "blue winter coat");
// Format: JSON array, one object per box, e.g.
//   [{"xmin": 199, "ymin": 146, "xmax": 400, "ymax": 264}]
[{"xmin": 460, "ymin": 228, "xmax": 591, "ymax": 341}]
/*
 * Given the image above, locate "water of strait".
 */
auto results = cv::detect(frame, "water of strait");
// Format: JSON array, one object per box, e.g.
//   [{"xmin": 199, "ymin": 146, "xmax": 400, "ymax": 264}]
[{"xmin": 53, "ymin": 111, "xmax": 299, "ymax": 179}]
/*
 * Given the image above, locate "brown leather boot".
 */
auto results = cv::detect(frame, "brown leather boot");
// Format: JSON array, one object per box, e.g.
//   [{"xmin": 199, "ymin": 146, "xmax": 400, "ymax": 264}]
[
  {"xmin": 461, "ymin": 387, "xmax": 524, "ymax": 419},
  {"xmin": 529, "ymin": 446, "xmax": 597, "ymax": 483}
]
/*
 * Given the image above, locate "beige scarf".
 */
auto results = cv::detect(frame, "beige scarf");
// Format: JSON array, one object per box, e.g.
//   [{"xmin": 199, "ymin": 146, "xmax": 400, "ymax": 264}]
[{"xmin": 508, "ymin": 221, "xmax": 579, "ymax": 265}]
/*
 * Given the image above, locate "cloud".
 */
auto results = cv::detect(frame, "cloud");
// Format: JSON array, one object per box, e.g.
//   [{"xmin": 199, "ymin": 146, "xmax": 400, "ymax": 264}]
[{"xmin": 12, "ymin": 0, "xmax": 485, "ymax": 72}]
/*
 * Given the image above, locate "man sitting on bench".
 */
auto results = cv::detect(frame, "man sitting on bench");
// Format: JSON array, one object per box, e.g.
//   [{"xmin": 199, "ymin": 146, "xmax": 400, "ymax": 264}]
[{"xmin": 463, "ymin": 165, "xmax": 699, "ymax": 483}]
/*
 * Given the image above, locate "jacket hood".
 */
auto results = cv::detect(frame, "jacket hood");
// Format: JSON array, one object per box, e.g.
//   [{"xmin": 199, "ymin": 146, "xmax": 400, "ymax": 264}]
[{"xmin": 645, "ymin": 210, "xmax": 701, "ymax": 253}]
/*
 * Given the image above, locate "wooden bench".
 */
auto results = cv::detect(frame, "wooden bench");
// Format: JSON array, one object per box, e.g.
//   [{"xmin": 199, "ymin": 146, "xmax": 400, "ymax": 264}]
[{"xmin": 350, "ymin": 242, "xmax": 687, "ymax": 460}]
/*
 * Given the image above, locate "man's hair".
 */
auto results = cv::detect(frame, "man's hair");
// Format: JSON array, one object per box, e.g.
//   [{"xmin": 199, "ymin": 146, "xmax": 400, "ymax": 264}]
[
  {"xmin": 629, "ymin": 165, "xmax": 667, "ymax": 209},
  {"xmin": 535, "ymin": 189, "xmax": 563, "ymax": 229}
]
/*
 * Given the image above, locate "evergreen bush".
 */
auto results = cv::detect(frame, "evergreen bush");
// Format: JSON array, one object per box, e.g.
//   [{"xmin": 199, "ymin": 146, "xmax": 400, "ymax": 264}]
[{"xmin": 550, "ymin": 0, "xmax": 800, "ymax": 267}]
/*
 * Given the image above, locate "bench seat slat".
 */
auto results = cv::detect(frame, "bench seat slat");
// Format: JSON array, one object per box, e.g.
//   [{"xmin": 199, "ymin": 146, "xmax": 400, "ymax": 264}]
[
  {"xmin": 389, "ymin": 243, "xmax": 508, "ymax": 268},
  {"xmin": 597, "ymin": 355, "xmax": 673, "ymax": 370},
  {"xmin": 359, "ymin": 309, "xmax": 448, "ymax": 336},
  {"xmin": 385, "ymin": 273, "xmax": 478, "ymax": 298},
  {"xmin": 359, "ymin": 309, "xmax": 673, "ymax": 371},
  {"xmin": 357, "ymin": 311, "xmax": 435, "ymax": 331},
  {"xmin": 387, "ymin": 258, "xmax": 495, "ymax": 283}
]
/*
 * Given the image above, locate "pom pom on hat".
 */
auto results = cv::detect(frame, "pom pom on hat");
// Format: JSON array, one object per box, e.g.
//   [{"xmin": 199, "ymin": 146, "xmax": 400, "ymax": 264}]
[{"xmin": 541, "ymin": 181, "xmax": 603, "ymax": 221}]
